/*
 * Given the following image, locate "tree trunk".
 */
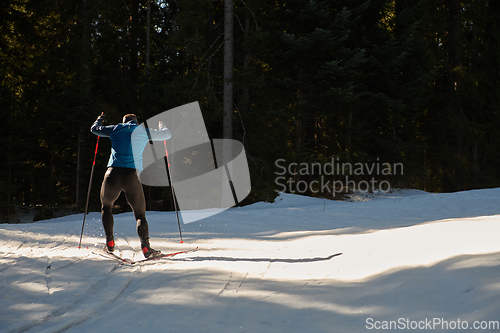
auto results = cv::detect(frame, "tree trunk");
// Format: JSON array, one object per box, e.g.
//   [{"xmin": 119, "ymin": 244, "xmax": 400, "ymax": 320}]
[
  {"xmin": 76, "ymin": 131, "xmax": 81, "ymax": 212},
  {"xmin": 223, "ymin": 0, "xmax": 234, "ymax": 142},
  {"xmin": 222, "ymin": 0, "xmax": 234, "ymax": 204},
  {"xmin": 78, "ymin": 0, "xmax": 92, "ymax": 212},
  {"xmin": 240, "ymin": 9, "xmax": 251, "ymax": 116},
  {"xmin": 443, "ymin": 0, "xmax": 463, "ymax": 192},
  {"xmin": 7, "ymin": 152, "xmax": 12, "ymax": 221},
  {"xmin": 145, "ymin": 0, "xmax": 151, "ymax": 79},
  {"xmin": 171, "ymin": 0, "xmax": 178, "ymax": 33},
  {"xmin": 129, "ymin": 0, "xmax": 139, "ymax": 112}
]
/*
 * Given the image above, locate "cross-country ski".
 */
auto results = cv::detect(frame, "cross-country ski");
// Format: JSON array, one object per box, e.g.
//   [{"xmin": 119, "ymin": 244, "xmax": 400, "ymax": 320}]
[{"xmin": 93, "ymin": 247, "xmax": 199, "ymax": 265}]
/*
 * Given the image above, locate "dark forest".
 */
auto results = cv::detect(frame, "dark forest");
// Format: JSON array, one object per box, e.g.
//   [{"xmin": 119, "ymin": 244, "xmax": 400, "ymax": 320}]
[{"xmin": 2, "ymin": 0, "xmax": 500, "ymax": 222}]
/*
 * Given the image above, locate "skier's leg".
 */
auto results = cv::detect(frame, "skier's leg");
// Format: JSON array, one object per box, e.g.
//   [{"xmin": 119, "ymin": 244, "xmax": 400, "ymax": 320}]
[
  {"xmin": 123, "ymin": 170, "xmax": 160, "ymax": 257},
  {"xmin": 100, "ymin": 167, "xmax": 123, "ymax": 250},
  {"xmin": 122, "ymin": 170, "xmax": 147, "ymax": 239}
]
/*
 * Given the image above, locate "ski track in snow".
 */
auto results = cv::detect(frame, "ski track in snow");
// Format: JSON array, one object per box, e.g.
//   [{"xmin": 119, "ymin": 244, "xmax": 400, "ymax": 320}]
[
  {"xmin": 2, "ymin": 251, "xmax": 133, "ymax": 333},
  {"xmin": 1, "ymin": 189, "xmax": 500, "ymax": 332}
]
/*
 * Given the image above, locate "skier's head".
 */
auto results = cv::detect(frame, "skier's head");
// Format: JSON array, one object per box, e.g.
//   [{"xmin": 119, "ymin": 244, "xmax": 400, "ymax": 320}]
[{"xmin": 122, "ymin": 114, "xmax": 138, "ymax": 123}]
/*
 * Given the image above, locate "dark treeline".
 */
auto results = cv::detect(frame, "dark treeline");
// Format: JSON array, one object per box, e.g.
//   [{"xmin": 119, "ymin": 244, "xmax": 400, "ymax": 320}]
[{"xmin": 2, "ymin": 0, "xmax": 500, "ymax": 222}]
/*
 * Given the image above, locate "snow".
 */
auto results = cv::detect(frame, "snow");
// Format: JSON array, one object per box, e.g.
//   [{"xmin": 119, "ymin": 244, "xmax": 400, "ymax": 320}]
[{"xmin": 2, "ymin": 188, "xmax": 500, "ymax": 332}]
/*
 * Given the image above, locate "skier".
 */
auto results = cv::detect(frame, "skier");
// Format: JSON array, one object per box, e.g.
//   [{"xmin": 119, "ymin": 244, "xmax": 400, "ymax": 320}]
[{"xmin": 90, "ymin": 113, "xmax": 171, "ymax": 258}]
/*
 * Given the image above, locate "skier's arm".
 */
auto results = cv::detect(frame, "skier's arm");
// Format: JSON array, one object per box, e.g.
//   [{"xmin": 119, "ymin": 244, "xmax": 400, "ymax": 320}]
[{"xmin": 90, "ymin": 113, "xmax": 114, "ymax": 137}]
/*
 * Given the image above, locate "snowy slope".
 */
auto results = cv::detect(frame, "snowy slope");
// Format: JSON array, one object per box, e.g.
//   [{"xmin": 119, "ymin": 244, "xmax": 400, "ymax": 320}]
[{"xmin": 1, "ymin": 189, "xmax": 500, "ymax": 332}]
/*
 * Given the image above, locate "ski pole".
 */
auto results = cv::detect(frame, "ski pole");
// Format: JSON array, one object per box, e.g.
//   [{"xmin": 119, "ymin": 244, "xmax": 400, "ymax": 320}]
[
  {"xmin": 164, "ymin": 140, "xmax": 183, "ymax": 243},
  {"xmin": 78, "ymin": 135, "xmax": 100, "ymax": 248}
]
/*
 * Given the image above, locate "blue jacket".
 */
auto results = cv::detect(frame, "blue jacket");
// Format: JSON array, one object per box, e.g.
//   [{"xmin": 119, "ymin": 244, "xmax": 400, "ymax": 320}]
[{"xmin": 91, "ymin": 119, "xmax": 171, "ymax": 172}]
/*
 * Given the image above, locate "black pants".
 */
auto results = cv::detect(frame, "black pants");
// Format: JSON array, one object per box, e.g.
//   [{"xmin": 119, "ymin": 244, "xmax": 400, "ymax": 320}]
[{"xmin": 100, "ymin": 167, "xmax": 149, "ymax": 245}]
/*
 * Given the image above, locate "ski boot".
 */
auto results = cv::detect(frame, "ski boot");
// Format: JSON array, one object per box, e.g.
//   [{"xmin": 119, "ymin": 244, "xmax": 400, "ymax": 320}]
[
  {"xmin": 141, "ymin": 241, "xmax": 162, "ymax": 259},
  {"xmin": 105, "ymin": 236, "xmax": 115, "ymax": 253}
]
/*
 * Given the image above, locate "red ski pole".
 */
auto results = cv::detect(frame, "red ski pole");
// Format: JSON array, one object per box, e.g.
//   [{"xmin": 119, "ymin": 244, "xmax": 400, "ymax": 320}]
[
  {"xmin": 164, "ymin": 140, "xmax": 183, "ymax": 243},
  {"xmin": 78, "ymin": 135, "xmax": 100, "ymax": 248}
]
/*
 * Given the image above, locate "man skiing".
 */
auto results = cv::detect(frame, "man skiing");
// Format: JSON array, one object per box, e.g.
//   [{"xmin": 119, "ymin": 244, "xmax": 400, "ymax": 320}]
[{"xmin": 91, "ymin": 113, "xmax": 171, "ymax": 258}]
